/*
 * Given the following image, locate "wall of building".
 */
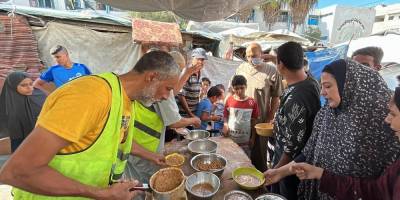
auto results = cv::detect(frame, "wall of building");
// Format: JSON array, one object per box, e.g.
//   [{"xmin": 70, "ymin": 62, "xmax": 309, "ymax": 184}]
[
  {"xmin": 317, "ymin": 5, "xmax": 375, "ymax": 45},
  {"xmin": 373, "ymin": 4, "xmax": 400, "ymax": 33},
  {"xmin": 317, "ymin": 5, "xmax": 336, "ymax": 44},
  {"xmin": 12, "ymin": 0, "xmax": 30, "ymax": 7}
]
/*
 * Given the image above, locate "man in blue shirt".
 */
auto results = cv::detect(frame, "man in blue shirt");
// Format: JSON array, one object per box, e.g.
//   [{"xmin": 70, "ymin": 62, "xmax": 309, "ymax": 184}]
[
  {"xmin": 195, "ymin": 86, "xmax": 223, "ymax": 130},
  {"xmin": 33, "ymin": 45, "xmax": 91, "ymax": 94}
]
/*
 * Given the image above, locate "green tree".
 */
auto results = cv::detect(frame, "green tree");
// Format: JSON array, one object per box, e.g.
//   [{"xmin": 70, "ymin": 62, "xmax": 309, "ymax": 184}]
[
  {"xmin": 288, "ymin": 0, "xmax": 318, "ymax": 32},
  {"xmin": 241, "ymin": 0, "xmax": 318, "ymax": 32},
  {"xmin": 261, "ymin": 0, "xmax": 283, "ymax": 31}
]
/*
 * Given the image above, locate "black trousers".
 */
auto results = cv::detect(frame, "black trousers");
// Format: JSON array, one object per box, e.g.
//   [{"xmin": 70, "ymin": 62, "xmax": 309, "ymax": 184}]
[{"xmin": 271, "ymin": 174, "xmax": 300, "ymax": 200}]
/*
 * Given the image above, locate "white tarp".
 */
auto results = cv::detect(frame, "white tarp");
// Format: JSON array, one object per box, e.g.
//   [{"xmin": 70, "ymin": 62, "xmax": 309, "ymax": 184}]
[
  {"xmin": 96, "ymin": 0, "xmax": 260, "ymax": 22},
  {"xmin": 344, "ymin": 32, "xmax": 400, "ymax": 64},
  {"xmin": 201, "ymin": 56, "xmax": 242, "ymax": 89},
  {"xmin": 33, "ymin": 22, "xmax": 141, "ymax": 74},
  {"xmin": 187, "ymin": 21, "xmax": 259, "ymax": 33},
  {"xmin": 219, "ymin": 27, "xmax": 261, "ymax": 37}
]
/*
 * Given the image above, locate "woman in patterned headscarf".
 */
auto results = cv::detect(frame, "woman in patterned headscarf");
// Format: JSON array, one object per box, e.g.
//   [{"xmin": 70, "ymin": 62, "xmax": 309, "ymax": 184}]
[
  {"xmin": 264, "ymin": 59, "xmax": 400, "ymax": 200},
  {"xmin": 298, "ymin": 59, "xmax": 400, "ymax": 200}
]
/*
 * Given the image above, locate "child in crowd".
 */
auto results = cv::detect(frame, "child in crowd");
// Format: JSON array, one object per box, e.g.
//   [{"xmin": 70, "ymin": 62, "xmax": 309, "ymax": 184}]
[
  {"xmin": 195, "ymin": 86, "xmax": 223, "ymax": 130},
  {"xmin": 199, "ymin": 77, "xmax": 211, "ymax": 100},
  {"xmin": 211, "ymin": 84, "xmax": 225, "ymax": 136},
  {"xmin": 223, "ymin": 75, "xmax": 259, "ymax": 156}
]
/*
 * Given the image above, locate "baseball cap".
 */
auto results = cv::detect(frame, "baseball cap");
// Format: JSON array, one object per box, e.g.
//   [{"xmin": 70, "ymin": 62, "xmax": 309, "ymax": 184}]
[{"xmin": 191, "ymin": 48, "xmax": 208, "ymax": 60}]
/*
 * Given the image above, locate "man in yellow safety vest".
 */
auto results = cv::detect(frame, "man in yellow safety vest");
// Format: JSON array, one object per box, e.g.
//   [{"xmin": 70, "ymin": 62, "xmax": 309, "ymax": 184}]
[{"xmin": 0, "ymin": 51, "xmax": 180, "ymax": 200}]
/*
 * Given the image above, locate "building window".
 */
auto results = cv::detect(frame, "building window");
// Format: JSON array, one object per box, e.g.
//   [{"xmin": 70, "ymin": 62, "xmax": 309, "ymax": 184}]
[
  {"xmin": 389, "ymin": 16, "xmax": 395, "ymax": 20},
  {"xmin": 375, "ymin": 16, "xmax": 385, "ymax": 22},
  {"xmin": 66, "ymin": 0, "xmax": 84, "ymax": 10},
  {"xmin": 37, "ymin": 0, "xmax": 54, "ymax": 8},
  {"xmin": 278, "ymin": 11, "xmax": 289, "ymax": 23},
  {"xmin": 308, "ymin": 15, "xmax": 319, "ymax": 25}
]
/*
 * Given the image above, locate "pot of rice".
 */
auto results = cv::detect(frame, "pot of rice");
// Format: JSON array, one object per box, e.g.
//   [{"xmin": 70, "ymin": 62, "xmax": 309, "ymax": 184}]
[{"xmin": 149, "ymin": 167, "xmax": 186, "ymax": 200}]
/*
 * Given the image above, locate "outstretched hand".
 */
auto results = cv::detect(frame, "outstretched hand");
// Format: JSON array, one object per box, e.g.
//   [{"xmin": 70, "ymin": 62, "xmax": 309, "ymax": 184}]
[
  {"xmin": 290, "ymin": 163, "xmax": 324, "ymax": 180},
  {"xmin": 263, "ymin": 168, "xmax": 283, "ymax": 186}
]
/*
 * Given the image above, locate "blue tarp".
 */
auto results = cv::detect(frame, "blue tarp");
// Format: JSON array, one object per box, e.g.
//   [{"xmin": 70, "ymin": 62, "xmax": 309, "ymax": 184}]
[
  {"xmin": 305, "ymin": 44, "xmax": 349, "ymax": 81},
  {"xmin": 305, "ymin": 44, "xmax": 349, "ymax": 105}
]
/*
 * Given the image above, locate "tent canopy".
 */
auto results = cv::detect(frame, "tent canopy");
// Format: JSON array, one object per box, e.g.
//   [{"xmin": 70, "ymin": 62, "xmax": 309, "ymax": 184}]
[
  {"xmin": 96, "ymin": 0, "xmax": 260, "ymax": 22},
  {"xmin": 342, "ymin": 31, "xmax": 400, "ymax": 64}
]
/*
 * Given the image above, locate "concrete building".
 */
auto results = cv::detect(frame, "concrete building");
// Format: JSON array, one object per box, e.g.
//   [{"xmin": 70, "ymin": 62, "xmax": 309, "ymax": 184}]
[
  {"xmin": 249, "ymin": 4, "xmax": 376, "ymax": 45},
  {"xmin": 0, "ymin": 0, "xmax": 113, "ymax": 11},
  {"xmin": 315, "ymin": 5, "xmax": 375, "ymax": 45},
  {"xmin": 373, "ymin": 3, "xmax": 400, "ymax": 34}
]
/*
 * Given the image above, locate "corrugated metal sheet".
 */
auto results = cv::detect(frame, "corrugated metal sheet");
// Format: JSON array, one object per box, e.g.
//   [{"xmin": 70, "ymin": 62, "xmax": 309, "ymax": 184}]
[
  {"xmin": 0, "ymin": 14, "xmax": 41, "ymax": 90},
  {"xmin": 0, "ymin": 4, "xmax": 132, "ymax": 27}
]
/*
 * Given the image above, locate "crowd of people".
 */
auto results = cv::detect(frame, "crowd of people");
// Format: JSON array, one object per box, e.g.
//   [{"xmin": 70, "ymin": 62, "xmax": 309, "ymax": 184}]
[{"xmin": 0, "ymin": 40, "xmax": 399, "ymax": 200}]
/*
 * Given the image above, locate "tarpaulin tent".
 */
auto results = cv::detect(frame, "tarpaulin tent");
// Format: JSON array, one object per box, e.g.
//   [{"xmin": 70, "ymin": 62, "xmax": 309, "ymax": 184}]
[
  {"xmin": 96, "ymin": 0, "xmax": 260, "ymax": 22},
  {"xmin": 201, "ymin": 56, "xmax": 242, "ymax": 89},
  {"xmin": 344, "ymin": 31, "xmax": 400, "ymax": 64},
  {"xmin": 0, "ymin": 14, "xmax": 41, "ymax": 90},
  {"xmin": 305, "ymin": 44, "xmax": 349, "ymax": 81},
  {"xmin": 33, "ymin": 22, "xmax": 141, "ymax": 74}
]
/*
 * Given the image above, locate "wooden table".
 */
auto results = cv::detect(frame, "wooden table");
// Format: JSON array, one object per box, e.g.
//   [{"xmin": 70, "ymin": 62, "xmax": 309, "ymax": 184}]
[{"xmin": 163, "ymin": 137, "xmax": 267, "ymax": 199}]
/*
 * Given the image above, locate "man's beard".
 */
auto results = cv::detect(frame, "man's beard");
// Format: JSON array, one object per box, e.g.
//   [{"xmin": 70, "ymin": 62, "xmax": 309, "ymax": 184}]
[{"xmin": 136, "ymin": 82, "xmax": 158, "ymax": 107}]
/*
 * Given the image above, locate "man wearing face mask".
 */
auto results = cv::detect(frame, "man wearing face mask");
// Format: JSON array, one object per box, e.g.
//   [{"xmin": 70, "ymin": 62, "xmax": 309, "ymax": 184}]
[{"xmin": 234, "ymin": 43, "xmax": 284, "ymax": 172}]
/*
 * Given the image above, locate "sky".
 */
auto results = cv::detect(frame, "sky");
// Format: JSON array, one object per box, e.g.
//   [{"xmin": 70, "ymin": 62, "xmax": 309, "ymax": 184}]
[{"xmin": 317, "ymin": 0, "xmax": 400, "ymax": 8}]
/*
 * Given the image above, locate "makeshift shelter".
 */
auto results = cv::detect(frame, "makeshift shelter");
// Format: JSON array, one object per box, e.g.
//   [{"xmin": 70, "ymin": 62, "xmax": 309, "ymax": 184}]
[
  {"xmin": 186, "ymin": 21, "xmax": 312, "ymax": 60},
  {"xmin": 34, "ymin": 22, "xmax": 141, "ymax": 74},
  {"xmin": 0, "ymin": 5, "xmax": 141, "ymax": 91},
  {"xmin": 201, "ymin": 56, "xmax": 242, "ymax": 89},
  {"xmin": 0, "ymin": 14, "xmax": 41, "ymax": 90},
  {"xmin": 96, "ymin": 0, "xmax": 260, "ymax": 22},
  {"xmin": 344, "ymin": 30, "xmax": 400, "ymax": 64}
]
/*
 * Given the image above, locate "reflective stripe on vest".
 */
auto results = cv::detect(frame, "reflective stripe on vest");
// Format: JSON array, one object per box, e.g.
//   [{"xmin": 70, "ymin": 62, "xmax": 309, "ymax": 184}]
[
  {"xmin": 132, "ymin": 101, "xmax": 163, "ymax": 153},
  {"xmin": 12, "ymin": 73, "xmax": 131, "ymax": 200}
]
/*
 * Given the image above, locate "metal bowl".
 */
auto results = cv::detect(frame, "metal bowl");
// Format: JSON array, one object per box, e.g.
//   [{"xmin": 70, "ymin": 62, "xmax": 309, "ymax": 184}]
[
  {"xmin": 255, "ymin": 193, "xmax": 287, "ymax": 200},
  {"xmin": 191, "ymin": 153, "xmax": 227, "ymax": 177},
  {"xmin": 184, "ymin": 130, "xmax": 210, "ymax": 141},
  {"xmin": 224, "ymin": 190, "xmax": 253, "ymax": 200},
  {"xmin": 185, "ymin": 172, "xmax": 220, "ymax": 200},
  {"xmin": 188, "ymin": 139, "xmax": 218, "ymax": 156}
]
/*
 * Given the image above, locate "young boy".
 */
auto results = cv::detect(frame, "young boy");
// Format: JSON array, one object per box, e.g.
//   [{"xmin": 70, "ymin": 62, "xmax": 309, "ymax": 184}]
[
  {"xmin": 195, "ymin": 86, "xmax": 223, "ymax": 130},
  {"xmin": 224, "ymin": 75, "xmax": 259, "ymax": 156},
  {"xmin": 211, "ymin": 84, "xmax": 226, "ymax": 136},
  {"xmin": 200, "ymin": 77, "xmax": 211, "ymax": 100}
]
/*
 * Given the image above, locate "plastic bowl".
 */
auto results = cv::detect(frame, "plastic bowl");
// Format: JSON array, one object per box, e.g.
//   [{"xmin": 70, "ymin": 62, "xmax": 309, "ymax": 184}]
[
  {"xmin": 255, "ymin": 123, "xmax": 274, "ymax": 137},
  {"xmin": 232, "ymin": 167, "xmax": 265, "ymax": 190}
]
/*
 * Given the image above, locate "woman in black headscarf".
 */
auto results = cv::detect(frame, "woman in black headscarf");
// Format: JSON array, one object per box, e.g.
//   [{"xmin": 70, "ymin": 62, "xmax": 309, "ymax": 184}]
[
  {"xmin": 264, "ymin": 59, "xmax": 400, "ymax": 199},
  {"xmin": 0, "ymin": 72, "xmax": 43, "ymax": 152}
]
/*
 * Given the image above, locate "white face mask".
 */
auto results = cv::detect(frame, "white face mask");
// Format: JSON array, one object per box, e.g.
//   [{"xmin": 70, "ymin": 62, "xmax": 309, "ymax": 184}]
[{"xmin": 251, "ymin": 58, "xmax": 263, "ymax": 66}]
